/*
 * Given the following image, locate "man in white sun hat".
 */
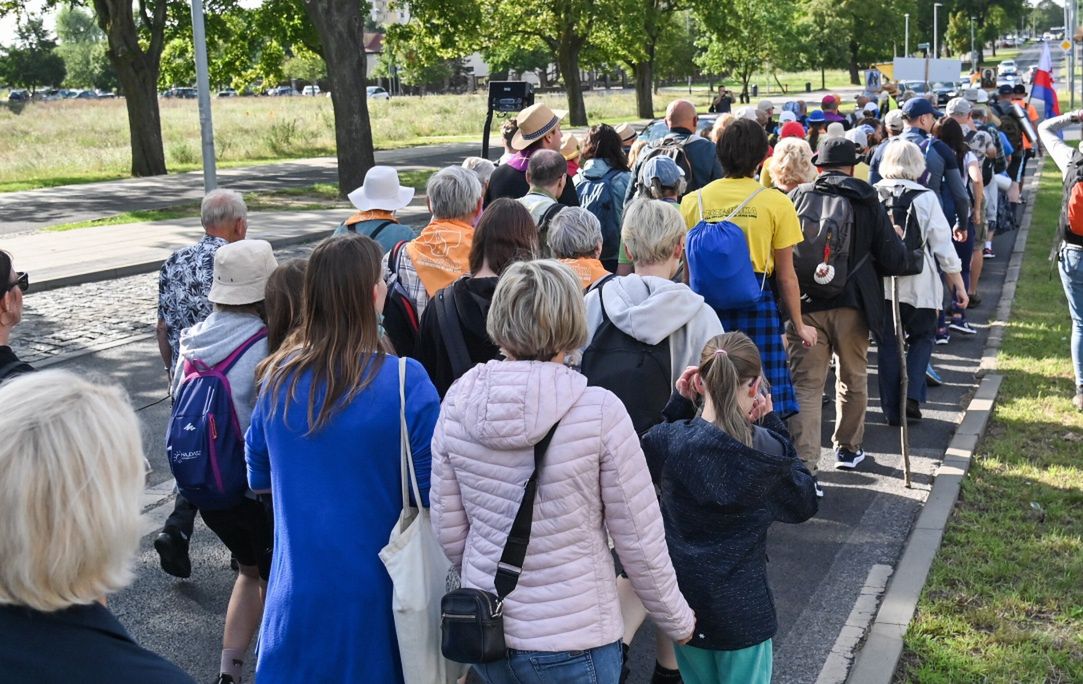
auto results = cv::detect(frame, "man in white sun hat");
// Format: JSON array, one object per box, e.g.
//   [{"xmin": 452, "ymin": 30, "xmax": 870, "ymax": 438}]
[
  {"xmin": 485, "ymin": 102, "xmax": 580, "ymax": 208},
  {"xmin": 332, "ymin": 165, "xmax": 417, "ymax": 253}
]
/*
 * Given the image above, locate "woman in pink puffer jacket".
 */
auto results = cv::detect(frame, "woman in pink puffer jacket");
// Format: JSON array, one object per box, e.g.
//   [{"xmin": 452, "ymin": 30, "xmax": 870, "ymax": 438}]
[{"xmin": 431, "ymin": 260, "xmax": 695, "ymax": 684}]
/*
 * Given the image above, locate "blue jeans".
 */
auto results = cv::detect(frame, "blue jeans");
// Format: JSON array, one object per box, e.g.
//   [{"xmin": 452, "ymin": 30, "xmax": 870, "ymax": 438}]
[
  {"xmin": 879, "ymin": 303, "xmax": 937, "ymax": 420},
  {"xmin": 1059, "ymin": 247, "xmax": 1083, "ymax": 391},
  {"xmin": 472, "ymin": 640, "xmax": 623, "ymax": 684}
]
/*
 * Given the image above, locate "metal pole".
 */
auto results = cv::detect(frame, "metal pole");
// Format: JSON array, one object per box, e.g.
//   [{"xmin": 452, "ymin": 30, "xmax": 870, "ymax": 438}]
[
  {"xmin": 933, "ymin": 3, "xmax": 941, "ymax": 59},
  {"xmin": 970, "ymin": 16, "xmax": 976, "ymax": 69},
  {"xmin": 190, "ymin": 0, "xmax": 217, "ymax": 192},
  {"xmin": 905, "ymin": 13, "xmax": 910, "ymax": 57}
]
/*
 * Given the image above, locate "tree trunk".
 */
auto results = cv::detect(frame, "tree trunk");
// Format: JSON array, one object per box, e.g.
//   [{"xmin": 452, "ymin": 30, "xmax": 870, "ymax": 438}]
[
  {"xmin": 848, "ymin": 40, "xmax": 861, "ymax": 85},
  {"xmin": 557, "ymin": 39, "xmax": 587, "ymax": 126},
  {"xmin": 96, "ymin": 0, "xmax": 167, "ymax": 177},
  {"xmin": 304, "ymin": 0, "xmax": 376, "ymax": 197},
  {"xmin": 633, "ymin": 60, "xmax": 653, "ymax": 118},
  {"xmin": 821, "ymin": 66, "xmax": 826, "ymax": 91}
]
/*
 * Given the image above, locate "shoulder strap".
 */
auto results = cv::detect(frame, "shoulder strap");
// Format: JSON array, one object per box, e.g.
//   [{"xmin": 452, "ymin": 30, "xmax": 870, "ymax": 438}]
[
  {"xmin": 368, "ymin": 219, "xmax": 396, "ymax": 241},
  {"xmin": 493, "ymin": 420, "xmax": 561, "ymax": 601},
  {"xmin": 696, "ymin": 190, "xmax": 705, "ymax": 221},
  {"xmin": 388, "ymin": 240, "xmax": 408, "ymax": 276},
  {"xmin": 213, "ymin": 329, "xmax": 268, "ymax": 376},
  {"xmin": 0, "ymin": 360, "xmax": 23, "ymax": 381},
  {"xmin": 435, "ymin": 286, "xmax": 473, "ymax": 380},
  {"xmin": 594, "ymin": 274, "xmax": 613, "ymax": 325},
  {"xmin": 722, "ymin": 186, "xmax": 766, "ymax": 223},
  {"xmin": 398, "ymin": 357, "xmax": 423, "ymax": 511},
  {"xmin": 539, "ymin": 202, "xmax": 563, "ymax": 229}
]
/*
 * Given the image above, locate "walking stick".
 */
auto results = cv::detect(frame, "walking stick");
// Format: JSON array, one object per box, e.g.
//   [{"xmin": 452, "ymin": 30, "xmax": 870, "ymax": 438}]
[{"xmin": 891, "ymin": 276, "xmax": 913, "ymax": 488}]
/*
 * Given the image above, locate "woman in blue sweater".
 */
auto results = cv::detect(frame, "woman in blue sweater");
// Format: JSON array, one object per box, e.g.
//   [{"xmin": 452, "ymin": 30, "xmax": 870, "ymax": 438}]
[
  {"xmin": 642, "ymin": 332, "xmax": 818, "ymax": 684},
  {"xmin": 245, "ymin": 235, "xmax": 441, "ymax": 683}
]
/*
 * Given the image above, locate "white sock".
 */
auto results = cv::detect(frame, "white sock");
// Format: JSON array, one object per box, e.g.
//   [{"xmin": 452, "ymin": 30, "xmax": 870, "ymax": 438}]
[
  {"xmin": 220, "ymin": 648, "xmax": 244, "ymax": 681},
  {"xmin": 984, "ymin": 241, "xmax": 992, "ymax": 250}
]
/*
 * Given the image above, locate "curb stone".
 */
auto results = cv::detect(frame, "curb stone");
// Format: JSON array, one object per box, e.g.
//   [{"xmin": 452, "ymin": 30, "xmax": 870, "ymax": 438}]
[{"xmin": 844, "ymin": 157, "xmax": 1044, "ymax": 684}]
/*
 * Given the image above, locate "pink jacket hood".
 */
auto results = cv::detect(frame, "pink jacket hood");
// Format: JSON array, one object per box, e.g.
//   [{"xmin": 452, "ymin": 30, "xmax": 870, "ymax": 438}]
[{"xmin": 431, "ymin": 360, "xmax": 695, "ymax": 652}]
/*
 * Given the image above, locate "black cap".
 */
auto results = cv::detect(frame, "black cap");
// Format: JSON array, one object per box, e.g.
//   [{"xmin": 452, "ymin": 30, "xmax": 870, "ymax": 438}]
[
  {"xmin": 1012, "ymin": 84, "xmax": 1027, "ymax": 95},
  {"xmin": 997, "ymin": 84, "xmax": 1013, "ymax": 96},
  {"xmin": 813, "ymin": 138, "xmax": 858, "ymax": 167}
]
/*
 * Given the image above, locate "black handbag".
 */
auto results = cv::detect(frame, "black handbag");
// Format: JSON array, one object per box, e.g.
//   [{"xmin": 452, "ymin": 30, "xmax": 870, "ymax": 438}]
[{"xmin": 439, "ymin": 422, "xmax": 560, "ymax": 664}]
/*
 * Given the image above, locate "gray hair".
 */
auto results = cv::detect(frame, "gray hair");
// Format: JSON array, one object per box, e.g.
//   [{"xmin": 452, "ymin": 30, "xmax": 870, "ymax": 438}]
[
  {"xmin": 879, "ymin": 140, "xmax": 926, "ymax": 181},
  {"xmin": 526, "ymin": 149, "xmax": 567, "ymax": 188},
  {"xmin": 201, "ymin": 189, "xmax": 247, "ymax": 229},
  {"xmin": 548, "ymin": 207, "xmax": 602, "ymax": 258},
  {"xmin": 462, "ymin": 157, "xmax": 496, "ymax": 185},
  {"xmin": 427, "ymin": 166, "xmax": 483, "ymax": 220}
]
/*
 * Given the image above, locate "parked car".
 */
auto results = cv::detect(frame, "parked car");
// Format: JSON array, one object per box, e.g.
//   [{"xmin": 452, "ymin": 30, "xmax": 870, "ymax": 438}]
[
  {"xmin": 931, "ymin": 82, "xmax": 957, "ymax": 104},
  {"xmin": 638, "ymin": 114, "xmax": 717, "ymax": 145},
  {"xmin": 302, "ymin": 84, "xmax": 321, "ymax": 96},
  {"xmin": 367, "ymin": 85, "xmax": 391, "ymax": 101},
  {"xmin": 162, "ymin": 87, "xmax": 197, "ymax": 99},
  {"xmin": 897, "ymin": 80, "xmax": 932, "ymax": 95},
  {"xmin": 217, "ymin": 88, "xmax": 238, "ymax": 97},
  {"xmin": 74, "ymin": 90, "xmax": 99, "ymax": 99},
  {"xmin": 266, "ymin": 85, "xmax": 297, "ymax": 96},
  {"xmin": 6, "ymin": 89, "xmax": 29, "ymax": 102},
  {"xmin": 998, "ymin": 60, "xmax": 1018, "ymax": 76}
]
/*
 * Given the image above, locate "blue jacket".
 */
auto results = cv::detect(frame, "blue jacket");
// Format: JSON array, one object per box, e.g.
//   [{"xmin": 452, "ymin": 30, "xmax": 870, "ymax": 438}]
[
  {"xmin": 642, "ymin": 393, "xmax": 818, "ymax": 651},
  {"xmin": 332, "ymin": 217, "xmax": 417, "ymax": 254},
  {"xmin": 869, "ymin": 129, "xmax": 970, "ymax": 229},
  {"xmin": 575, "ymin": 158, "xmax": 632, "ymax": 263}
]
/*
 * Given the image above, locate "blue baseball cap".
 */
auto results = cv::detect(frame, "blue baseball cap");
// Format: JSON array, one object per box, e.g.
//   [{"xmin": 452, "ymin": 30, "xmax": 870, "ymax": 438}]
[
  {"xmin": 807, "ymin": 109, "xmax": 826, "ymax": 123},
  {"xmin": 901, "ymin": 97, "xmax": 940, "ymax": 119},
  {"xmin": 639, "ymin": 155, "xmax": 684, "ymax": 188}
]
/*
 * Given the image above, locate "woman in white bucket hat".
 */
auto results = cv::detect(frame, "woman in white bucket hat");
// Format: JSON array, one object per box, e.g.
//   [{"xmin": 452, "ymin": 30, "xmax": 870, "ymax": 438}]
[{"xmin": 332, "ymin": 165, "xmax": 417, "ymax": 253}]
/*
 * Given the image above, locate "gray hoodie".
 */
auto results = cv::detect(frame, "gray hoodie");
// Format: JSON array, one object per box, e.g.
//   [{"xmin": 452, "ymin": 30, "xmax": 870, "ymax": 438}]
[
  {"xmin": 584, "ymin": 274, "xmax": 724, "ymax": 385},
  {"xmin": 171, "ymin": 310, "xmax": 268, "ymax": 433}
]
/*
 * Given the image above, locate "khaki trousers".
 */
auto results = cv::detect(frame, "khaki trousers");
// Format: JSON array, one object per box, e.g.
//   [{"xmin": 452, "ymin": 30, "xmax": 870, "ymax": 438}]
[{"xmin": 785, "ymin": 308, "xmax": 869, "ymax": 474}]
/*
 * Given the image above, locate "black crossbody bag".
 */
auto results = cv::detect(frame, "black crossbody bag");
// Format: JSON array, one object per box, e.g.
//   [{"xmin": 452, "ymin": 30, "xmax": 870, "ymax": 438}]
[{"xmin": 439, "ymin": 422, "xmax": 560, "ymax": 664}]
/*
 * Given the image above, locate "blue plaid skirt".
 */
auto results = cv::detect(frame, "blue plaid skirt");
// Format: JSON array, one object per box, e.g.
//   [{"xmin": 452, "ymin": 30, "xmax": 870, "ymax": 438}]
[{"xmin": 713, "ymin": 287, "xmax": 799, "ymax": 419}]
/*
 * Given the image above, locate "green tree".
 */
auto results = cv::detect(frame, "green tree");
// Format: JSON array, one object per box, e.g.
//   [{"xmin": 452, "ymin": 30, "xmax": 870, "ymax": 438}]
[
  {"xmin": 694, "ymin": 0, "xmax": 794, "ymax": 100},
  {"xmin": 282, "ymin": 46, "xmax": 326, "ymax": 84},
  {"xmin": 796, "ymin": 0, "xmax": 849, "ymax": 90},
  {"xmin": 55, "ymin": 6, "xmax": 116, "ymax": 90},
  {"xmin": 946, "ymin": 0, "xmax": 1026, "ymax": 65},
  {"xmin": 158, "ymin": 37, "xmax": 195, "ymax": 88},
  {"xmin": 653, "ymin": 12, "xmax": 699, "ymax": 90},
  {"xmin": 482, "ymin": 41, "xmax": 553, "ymax": 85},
  {"xmin": 0, "ymin": 16, "xmax": 66, "ymax": 92}
]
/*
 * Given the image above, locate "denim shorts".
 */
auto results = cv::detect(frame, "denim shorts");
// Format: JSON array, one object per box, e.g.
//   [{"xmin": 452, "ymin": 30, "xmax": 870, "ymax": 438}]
[{"xmin": 472, "ymin": 639, "xmax": 622, "ymax": 684}]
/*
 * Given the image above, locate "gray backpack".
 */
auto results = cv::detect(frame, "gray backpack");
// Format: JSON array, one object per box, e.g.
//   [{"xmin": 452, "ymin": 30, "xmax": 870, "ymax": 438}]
[{"xmin": 789, "ymin": 183, "xmax": 867, "ymax": 302}]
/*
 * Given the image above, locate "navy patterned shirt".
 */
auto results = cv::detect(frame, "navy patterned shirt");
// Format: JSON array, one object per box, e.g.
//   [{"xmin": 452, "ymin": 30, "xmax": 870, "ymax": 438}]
[{"xmin": 157, "ymin": 235, "xmax": 227, "ymax": 360}]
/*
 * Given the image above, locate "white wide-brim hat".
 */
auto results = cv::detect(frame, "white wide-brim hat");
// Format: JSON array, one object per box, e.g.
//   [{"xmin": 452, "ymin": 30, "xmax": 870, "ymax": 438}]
[
  {"xmin": 208, "ymin": 239, "xmax": 279, "ymax": 306},
  {"xmin": 347, "ymin": 165, "xmax": 415, "ymax": 212}
]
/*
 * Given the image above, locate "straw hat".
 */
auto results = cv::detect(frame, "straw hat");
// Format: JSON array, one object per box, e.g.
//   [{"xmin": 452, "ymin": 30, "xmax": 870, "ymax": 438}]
[
  {"xmin": 561, "ymin": 133, "xmax": 580, "ymax": 161},
  {"xmin": 614, "ymin": 123, "xmax": 637, "ymax": 145},
  {"xmin": 347, "ymin": 166, "xmax": 415, "ymax": 212},
  {"xmin": 208, "ymin": 240, "xmax": 278, "ymax": 306},
  {"xmin": 511, "ymin": 103, "xmax": 568, "ymax": 150}
]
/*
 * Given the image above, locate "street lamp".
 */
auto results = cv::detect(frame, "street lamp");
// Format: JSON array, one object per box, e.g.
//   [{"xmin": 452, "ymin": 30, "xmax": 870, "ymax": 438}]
[
  {"xmin": 933, "ymin": 2, "xmax": 943, "ymax": 59},
  {"xmin": 905, "ymin": 13, "xmax": 910, "ymax": 56},
  {"xmin": 970, "ymin": 15, "xmax": 976, "ymax": 67}
]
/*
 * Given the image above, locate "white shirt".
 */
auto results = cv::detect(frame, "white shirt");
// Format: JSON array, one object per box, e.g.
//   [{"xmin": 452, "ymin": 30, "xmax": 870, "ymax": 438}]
[{"xmin": 875, "ymin": 178, "xmax": 963, "ymax": 310}]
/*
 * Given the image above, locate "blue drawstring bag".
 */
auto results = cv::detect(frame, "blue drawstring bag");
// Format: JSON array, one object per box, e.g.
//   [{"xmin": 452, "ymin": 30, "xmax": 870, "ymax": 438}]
[{"xmin": 686, "ymin": 187, "xmax": 767, "ymax": 311}]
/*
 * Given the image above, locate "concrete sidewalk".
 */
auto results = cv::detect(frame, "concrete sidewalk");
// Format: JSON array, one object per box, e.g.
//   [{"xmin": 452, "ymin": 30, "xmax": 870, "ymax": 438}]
[{"xmin": 5, "ymin": 204, "xmax": 432, "ymax": 291}]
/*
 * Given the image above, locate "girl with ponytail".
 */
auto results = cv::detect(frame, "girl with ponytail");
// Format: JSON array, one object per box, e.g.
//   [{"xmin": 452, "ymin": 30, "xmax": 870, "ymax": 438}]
[{"xmin": 642, "ymin": 332, "xmax": 819, "ymax": 684}]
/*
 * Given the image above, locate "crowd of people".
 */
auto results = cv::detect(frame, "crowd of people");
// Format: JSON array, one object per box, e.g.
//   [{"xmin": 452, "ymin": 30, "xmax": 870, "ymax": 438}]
[{"xmin": 2, "ymin": 77, "xmax": 1077, "ymax": 684}]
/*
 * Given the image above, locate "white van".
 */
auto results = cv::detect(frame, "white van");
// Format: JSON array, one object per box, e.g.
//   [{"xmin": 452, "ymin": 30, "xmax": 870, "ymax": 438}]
[{"xmin": 302, "ymin": 85, "xmax": 321, "ymax": 96}]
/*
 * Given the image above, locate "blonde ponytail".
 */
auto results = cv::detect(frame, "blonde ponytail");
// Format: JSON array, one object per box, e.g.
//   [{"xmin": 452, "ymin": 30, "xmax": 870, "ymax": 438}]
[{"xmin": 698, "ymin": 332, "xmax": 764, "ymax": 447}]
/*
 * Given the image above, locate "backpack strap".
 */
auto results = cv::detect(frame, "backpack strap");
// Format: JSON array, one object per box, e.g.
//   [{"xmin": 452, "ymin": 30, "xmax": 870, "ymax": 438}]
[
  {"xmin": 538, "ymin": 203, "xmax": 564, "ymax": 231},
  {"xmin": 434, "ymin": 285, "xmax": 473, "ymax": 380},
  {"xmin": 213, "ymin": 329, "xmax": 269, "ymax": 376},
  {"xmin": 722, "ymin": 186, "xmax": 766, "ymax": 223},
  {"xmin": 594, "ymin": 274, "xmax": 613, "ymax": 325},
  {"xmin": 388, "ymin": 240, "xmax": 408, "ymax": 276},
  {"xmin": 368, "ymin": 219, "xmax": 396, "ymax": 241}
]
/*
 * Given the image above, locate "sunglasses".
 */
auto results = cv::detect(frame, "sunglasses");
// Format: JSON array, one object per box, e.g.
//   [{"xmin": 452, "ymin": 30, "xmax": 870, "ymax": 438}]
[{"xmin": 5, "ymin": 272, "xmax": 28, "ymax": 294}]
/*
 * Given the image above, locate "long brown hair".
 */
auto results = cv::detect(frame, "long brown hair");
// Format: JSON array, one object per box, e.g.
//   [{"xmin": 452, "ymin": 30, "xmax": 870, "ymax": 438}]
[
  {"xmin": 697, "ymin": 332, "xmax": 763, "ymax": 447},
  {"xmin": 259, "ymin": 236, "xmax": 386, "ymax": 433},
  {"xmin": 263, "ymin": 258, "xmax": 307, "ymax": 354},
  {"xmin": 468, "ymin": 198, "xmax": 538, "ymax": 274}
]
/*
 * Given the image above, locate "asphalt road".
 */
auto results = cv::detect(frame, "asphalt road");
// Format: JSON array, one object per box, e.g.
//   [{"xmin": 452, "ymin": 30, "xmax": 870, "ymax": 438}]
[
  {"xmin": 0, "ymin": 142, "xmax": 479, "ymax": 236},
  {"xmin": 19, "ymin": 215, "xmax": 1022, "ymax": 683}
]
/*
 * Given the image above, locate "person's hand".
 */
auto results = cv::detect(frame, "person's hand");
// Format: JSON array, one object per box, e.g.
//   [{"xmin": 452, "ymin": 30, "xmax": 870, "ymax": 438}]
[
  {"xmin": 748, "ymin": 391, "xmax": 774, "ymax": 422},
  {"xmin": 954, "ymin": 288, "xmax": 970, "ymax": 311},
  {"xmin": 675, "ymin": 366, "xmax": 701, "ymax": 401},
  {"xmin": 952, "ymin": 225, "xmax": 968, "ymax": 242},
  {"xmin": 796, "ymin": 323, "xmax": 817, "ymax": 348}
]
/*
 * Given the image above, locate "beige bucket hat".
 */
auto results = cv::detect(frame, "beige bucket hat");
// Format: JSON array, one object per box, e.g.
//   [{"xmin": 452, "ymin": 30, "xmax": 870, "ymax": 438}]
[
  {"xmin": 511, "ymin": 103, "xmax": 568, "ymax": 151},
  {"xmin": 208, "ymin": 240, "xmax": 278, "ymax": 306}
]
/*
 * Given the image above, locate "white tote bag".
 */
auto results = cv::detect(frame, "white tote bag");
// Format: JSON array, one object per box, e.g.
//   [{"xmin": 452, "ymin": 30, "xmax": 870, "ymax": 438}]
[{"xmin": 379, "ymin": 357, "xmax": 458, "ymax": 684}]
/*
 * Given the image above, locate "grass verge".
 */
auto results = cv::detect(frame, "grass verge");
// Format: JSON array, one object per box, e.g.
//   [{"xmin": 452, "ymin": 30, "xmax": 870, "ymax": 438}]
[
  {"xmin": 44, "ymin": 183, "xmax": 350, "ymax": 232},
  {"xmin": 896, "ymin": 159, "xmax": 1083, "ymax": 683}
]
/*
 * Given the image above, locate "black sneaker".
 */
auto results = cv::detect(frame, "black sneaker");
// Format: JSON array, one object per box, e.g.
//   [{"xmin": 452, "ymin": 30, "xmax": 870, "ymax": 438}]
[
  {"xmin": 214, "ymin": 675, "xmax": 236, "ymax": 684},
  {"xmin": 814, "ymin": 480, "xmax": 825, "ymax": 498},
  {"xmin": 906, "ymin": 399, "xmax": 923, "ymax": 422},
  {"xmin": 835, "ymin": 448, "xmax": 866, "ymax": 470},
  {"xmin": 154, "ymin": 529, "xmax": 191, "ymax": 579}
]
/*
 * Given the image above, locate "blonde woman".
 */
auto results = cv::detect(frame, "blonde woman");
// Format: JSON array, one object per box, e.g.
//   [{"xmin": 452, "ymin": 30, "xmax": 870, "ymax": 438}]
[
  {"xmin": 430, "ymin": 260, "xmax": 695, "ymax": 683},
  {"xmin": 766, "ymin": 137, "xmax": 817, "ymax": 192},
  {"xmin": 0, "ymin": 370, "xmax": 193, "ymax": 683},
  {"xmin": 709, "ymin": 113, "xmax": 737, "ymax": 144}
]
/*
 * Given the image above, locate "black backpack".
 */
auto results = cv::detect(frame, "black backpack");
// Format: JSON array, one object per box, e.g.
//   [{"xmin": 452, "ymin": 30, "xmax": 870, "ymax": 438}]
[
  {"xmin": 580, "ymin": 279, "xmax": 671, "ymax": 436},
  {"xmin": 382, "ymin": 240, "xmax": 421, "ymax": 356},
  {"xmin": 882, "ymin": 186, "xmax": 929, "ymax": 274},
  {"xmin": 789, "ymin": 182, "xmax": 866, "ymax": 302},
  {"xmin": 536, "ymin": 203, "xmax": 564, "ymax": 258},
  {"xmin": 632, "ymin": 135, "xmax": 694, "ymax": 198}
]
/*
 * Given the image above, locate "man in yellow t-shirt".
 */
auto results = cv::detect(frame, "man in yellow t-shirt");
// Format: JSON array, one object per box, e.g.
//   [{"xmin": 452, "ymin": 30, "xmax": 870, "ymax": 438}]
[{"xmin": 679, "ymin": 118, "xmax": 817, "ymax": 421}]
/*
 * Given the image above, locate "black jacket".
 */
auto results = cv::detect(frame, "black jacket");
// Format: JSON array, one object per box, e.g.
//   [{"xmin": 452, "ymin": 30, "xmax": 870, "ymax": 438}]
[
  {"xmin": 414, "ymin": 276, "xmax": 502, "ymax": 397},
  {"xmin": 791, "ymin": 172, "xmax": 916, "ymax": 341},
  {"xmin": 484, "ymin": 163, "xmax": 579, "ymax": 208},
  {"xmin": 0, "ymin": 345, "xmax": 33, "ymax": 383},
  {"xmin": 0, "ymin": 603, "xmax": 193, "ymax": 683},
  {"xmin": 642, "ymin": 393, "xmax": 818, "ymax": 651}
]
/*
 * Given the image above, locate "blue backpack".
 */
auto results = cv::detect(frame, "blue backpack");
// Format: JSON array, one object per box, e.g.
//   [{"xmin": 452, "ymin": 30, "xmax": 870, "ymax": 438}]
[
  {"xmin": 166, "ymin": 330, "xmax": 266, "ymax": 511},
  {"xmin": 576, "ymin": 168, "xmax": 622, "ymax": 263},
  {"xmin": 686, "ymin": 187, "xmax": 767, "ymax": 311}
]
